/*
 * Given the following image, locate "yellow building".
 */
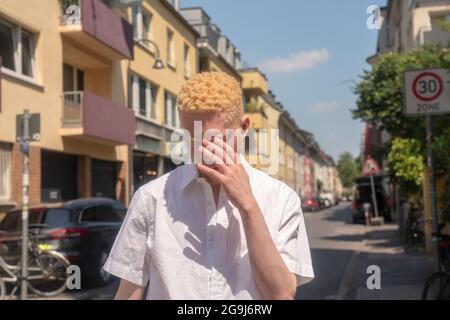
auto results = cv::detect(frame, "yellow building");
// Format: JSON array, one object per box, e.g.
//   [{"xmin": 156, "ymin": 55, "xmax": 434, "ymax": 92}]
[
  {"xmin": 0, "ymin": 0, "xmax": 136, "ymax": 212},
  {"xmin": 120, "ymin": 0, "xmax": 198, "ymax": 192},
  {"xmin": 239, "ymin": 68, "xmax": 282, "ymax": 177}
]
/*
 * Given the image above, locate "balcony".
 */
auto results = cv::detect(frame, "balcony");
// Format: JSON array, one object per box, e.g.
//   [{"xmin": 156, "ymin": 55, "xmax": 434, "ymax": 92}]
[
  {"xmin": 180, "ymin": 8, "xmax": 220, "ymax": 52},
  {"xmin": 59, "ymin": 0, "xmax": 133, "ymax": 61},
  {"xmin": 61, "ymin": 91, "xmax": 136, "ymax": 145}
]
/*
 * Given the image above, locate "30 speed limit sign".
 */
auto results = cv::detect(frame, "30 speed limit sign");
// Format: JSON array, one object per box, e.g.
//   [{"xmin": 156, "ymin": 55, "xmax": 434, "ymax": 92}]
[{"xmin": 404, "ymin": 68, "xmax": 450, "ymax": 116}]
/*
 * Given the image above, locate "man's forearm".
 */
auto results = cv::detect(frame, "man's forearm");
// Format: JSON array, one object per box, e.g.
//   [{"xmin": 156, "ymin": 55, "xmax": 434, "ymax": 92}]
[
  {"xmin": 239, "ymin": 199, "xmax": 297, "ymax": 300},
  {"xmin": 115, "ymin": 279, "xmax": 145, "ymax": 300}
]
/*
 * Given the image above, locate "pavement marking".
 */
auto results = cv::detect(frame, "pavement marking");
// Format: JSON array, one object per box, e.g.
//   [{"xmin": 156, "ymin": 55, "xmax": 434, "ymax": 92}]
[{"xmin": 336, "ymin": 233, "xmax": 367, "ymax": 300}]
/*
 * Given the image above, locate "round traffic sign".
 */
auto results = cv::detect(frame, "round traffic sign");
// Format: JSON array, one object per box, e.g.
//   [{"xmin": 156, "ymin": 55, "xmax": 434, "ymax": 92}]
[{"xmin": 412, "ymin": 72, "xmax": 444, "ymax": 102}]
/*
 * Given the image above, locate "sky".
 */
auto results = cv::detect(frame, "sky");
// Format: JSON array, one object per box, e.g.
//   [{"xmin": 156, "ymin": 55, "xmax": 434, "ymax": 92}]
[{"xmin": 182, "ymin": 0, "xmax": 387, "ymax": 160}]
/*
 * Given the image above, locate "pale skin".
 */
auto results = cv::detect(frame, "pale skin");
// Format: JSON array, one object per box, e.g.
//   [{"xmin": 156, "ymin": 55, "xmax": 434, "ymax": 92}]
[{"xmin": 114, "ymin": 112, "xmax": 297, "ymax": 300}]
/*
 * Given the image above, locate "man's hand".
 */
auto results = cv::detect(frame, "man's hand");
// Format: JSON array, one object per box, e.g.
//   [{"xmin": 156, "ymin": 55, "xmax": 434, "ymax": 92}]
[{"xmin": 197, "ymin": 137, "xmax": 258, "ymax": 214}]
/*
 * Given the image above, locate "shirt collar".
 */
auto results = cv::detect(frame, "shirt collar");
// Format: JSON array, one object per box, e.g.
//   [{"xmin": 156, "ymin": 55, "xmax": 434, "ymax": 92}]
[{"xmin": 179, "ymin": 154, "xmax": 253, "ymax": 190}]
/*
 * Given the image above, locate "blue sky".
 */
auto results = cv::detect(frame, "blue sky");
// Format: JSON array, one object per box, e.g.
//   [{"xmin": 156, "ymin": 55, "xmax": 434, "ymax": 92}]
[{"xmin": 182, "ymin": 0, "xmax": 387, "ymax": 160}]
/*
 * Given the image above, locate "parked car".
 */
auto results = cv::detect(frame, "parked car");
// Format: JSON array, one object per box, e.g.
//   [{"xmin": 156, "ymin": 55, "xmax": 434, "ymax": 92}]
[
  {"xmin": 321, "ymin": 192, "xmax": 338, "ymax": 206},
  {"xmin": 0, "ymin": 198, "xmax": 127, "ymax": 286},
  {"xmin": 351, "ymin": 176, "xmax": 391, "ymax": 223},
  {"xmin": 302, "ymin": 196, "xmax": 321, "ymax": 212}
]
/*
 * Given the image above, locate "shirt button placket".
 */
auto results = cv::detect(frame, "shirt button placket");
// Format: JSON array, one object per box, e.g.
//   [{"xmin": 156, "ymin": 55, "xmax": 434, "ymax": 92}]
[{"xmin": 204, "ymin": 184, "xmax": 217, "ymax": 300}]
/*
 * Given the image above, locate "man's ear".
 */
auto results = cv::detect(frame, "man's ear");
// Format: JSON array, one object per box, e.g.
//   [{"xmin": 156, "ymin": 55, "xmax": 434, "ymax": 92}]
[{"xmin": 241, "ymin": 116, "xmax": 250, "ymax": 135}]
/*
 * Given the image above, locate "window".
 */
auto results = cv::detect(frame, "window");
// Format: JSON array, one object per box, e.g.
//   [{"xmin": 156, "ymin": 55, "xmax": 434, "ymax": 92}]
[
  {"xmin": 112, "ymin": 204, "xmax": 127, "ymax": 220},
  {"xmin": 0, "ymin": 18, "xmax": 36, "ymax": 79},
  {"xmin": 0, "ymin": 144, "xmax": 11, "ymax": 201},
  {"xmin": 165, "ymin": 91, "xmax": 178, "ymax": 127},
  {"xmin": 131, "ymin": 74, "xmax": 158, "ymax": 120},
  {"xmin": 0, "ymin": 21, "xmax": 15, "ymax": 70},
  {"xmin": 63, "ymin": 63, "xmax": 84, "ymax": 92},
  {"xmin": 132, "ymin": 5, "xmax": 152, "ymax": 44},
  {"xmin": 142, "ymin": 11, "xmax": 152, "ymax": 42},
  {"xmin": 167, "ymin": 29, "xmax": 175, "ymax": 68},
  {"xmin": 80, "ymin": 205, "xmax": 122, "ymax": 223},
  {"xmin": 139, "ymin": 78, "xmax": 147, "ymax": 116},
  {"xmin": 184, "ymin": 44, "xmax": 191, "ymax": 78}
]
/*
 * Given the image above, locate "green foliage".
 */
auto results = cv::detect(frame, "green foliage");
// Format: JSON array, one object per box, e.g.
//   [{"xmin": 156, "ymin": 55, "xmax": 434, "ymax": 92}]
[
  {"xmin": 337, "ymin": 152, "xmax": 360, "ymax": 188},
  {"xmin": 316, "ymin": 179, "xmax": 323, "ymax": 193},
  {"xmin": 352, "ymin": 44, "xmax": 450, "ymax": 196},
  {"xmin": 387, "ymin": 138, "xmax": 424, "ymax": 195},
  {"xmin": 435, "ymin": 19, "xmax": 450, "ymax": 32}
]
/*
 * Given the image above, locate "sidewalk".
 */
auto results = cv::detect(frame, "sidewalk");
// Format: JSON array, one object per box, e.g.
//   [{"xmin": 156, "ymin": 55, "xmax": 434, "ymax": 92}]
[{"xmin": 344, "ymin": 222, "xmax": 435, "ymax": 300}]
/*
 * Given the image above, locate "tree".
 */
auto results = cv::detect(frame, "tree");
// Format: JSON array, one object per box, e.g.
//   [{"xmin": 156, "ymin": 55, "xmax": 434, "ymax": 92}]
[
  {"xmin": 352, "ymin": 44, "xmax": 450, "ymax": 196},
  {"xmin": 337, "ymin": 152, "xmax": 359, "ymax": 189}
]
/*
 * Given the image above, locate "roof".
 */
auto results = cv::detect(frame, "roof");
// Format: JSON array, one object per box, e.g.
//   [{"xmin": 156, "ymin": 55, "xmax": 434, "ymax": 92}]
[{"xmin": 160, "ymin": 2, "xmax": 200, "ymax": 38}]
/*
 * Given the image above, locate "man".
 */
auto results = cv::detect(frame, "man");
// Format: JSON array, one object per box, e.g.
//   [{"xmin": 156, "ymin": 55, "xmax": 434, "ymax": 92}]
[{"xmin": 103, "ymin": 72, "xmax": 314, "ymax": 300}]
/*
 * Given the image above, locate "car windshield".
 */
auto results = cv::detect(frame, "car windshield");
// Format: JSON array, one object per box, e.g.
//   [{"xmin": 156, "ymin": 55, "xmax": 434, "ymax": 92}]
[{"xmin": 0, "ymin": 208, "xmax": 72, "ymax": 231}]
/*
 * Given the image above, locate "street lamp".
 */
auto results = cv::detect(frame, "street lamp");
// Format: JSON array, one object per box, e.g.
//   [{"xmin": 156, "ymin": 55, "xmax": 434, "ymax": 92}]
[{"xmin": 136, "ymin": 38, "xmax": 165, "ymax": 70}]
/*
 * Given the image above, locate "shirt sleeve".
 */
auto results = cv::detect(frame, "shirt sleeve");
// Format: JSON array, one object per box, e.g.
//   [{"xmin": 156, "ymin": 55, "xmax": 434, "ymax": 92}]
[
  {"xmin": 103, "ymin": 187, "xmax": 153, "ymax": 287},
  {"xmin": 277, "ymin": 190, "xmax": 314, "ymax": 287}
]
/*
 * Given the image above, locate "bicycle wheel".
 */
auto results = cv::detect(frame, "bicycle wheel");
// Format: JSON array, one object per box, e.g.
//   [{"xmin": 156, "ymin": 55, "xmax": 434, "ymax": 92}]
[
  {"xmin": 0, "ymin": 276, "xmax": 5, "ymax": 300},
  {"xmin": 27, "ymin": 251, "xmax": 69, "ymax": 297},
  {"xmin": 422, "ymin": 272, "xmax": 449, "ymax": 300},
  {"xmin": 439, "ymin": 276, "xmax": 450, "ymax": 300}
]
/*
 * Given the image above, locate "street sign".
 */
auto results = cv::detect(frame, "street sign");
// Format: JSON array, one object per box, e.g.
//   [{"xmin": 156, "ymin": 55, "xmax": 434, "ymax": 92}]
[
  {"xmin": 404, "ymin": 68, "xmax": 450, "ymax": 116},
  {"xmin": 16, "ymin": 113, "xmax": 41, "ymax": 142},
  {"xmin": 362, "ymin": 157, "xmax": 381, "ymax": 176}
]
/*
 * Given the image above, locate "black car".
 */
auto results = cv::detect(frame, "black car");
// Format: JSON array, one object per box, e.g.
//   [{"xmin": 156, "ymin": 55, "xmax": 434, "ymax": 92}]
[
  {"xmin": 351, "ymin": 175, "xmax": 391, "ymax": 223},
  {"xmin": 0, "ymin": 198, "xmax": 127, "ymax": 286}
]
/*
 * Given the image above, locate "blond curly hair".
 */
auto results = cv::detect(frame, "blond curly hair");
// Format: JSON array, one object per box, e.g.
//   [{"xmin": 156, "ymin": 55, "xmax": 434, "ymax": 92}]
[{"xmin": 177, "ymin": 72, "xmax": 243, "ymax": 125}]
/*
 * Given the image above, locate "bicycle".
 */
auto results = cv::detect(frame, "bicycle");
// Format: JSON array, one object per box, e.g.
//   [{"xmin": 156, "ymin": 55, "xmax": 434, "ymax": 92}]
[
  {"xmin": 421, "ymin": 223, "xmax": 450, "ymax": 300},
  {"xmin": 403, "ymin": 205, "xmax": 430, "ymax": 248},
  {"xmin": 0, "ymin": 224, "xmax": 70, "ymax": 300}
]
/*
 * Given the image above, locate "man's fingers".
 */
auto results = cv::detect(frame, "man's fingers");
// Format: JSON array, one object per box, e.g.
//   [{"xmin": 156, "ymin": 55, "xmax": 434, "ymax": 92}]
[
  {"xmin": 210, "ymin": 137, "xmax": 239, "ymax": 164},
  {"xmin": 200, "ymin": 146, "xmax": 228, "ymax": 172},
  {"xmin": 197, "ymin": 163, "xmax": 223, "ymax": 185},
  {"xmin": 202, "ymin": 139, "xmax": 233, "ymax": 165}
]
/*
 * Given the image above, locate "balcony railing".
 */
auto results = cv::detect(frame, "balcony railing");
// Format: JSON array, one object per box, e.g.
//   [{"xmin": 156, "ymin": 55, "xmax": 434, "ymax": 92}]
[
  {"xmin": 62, "ymin": 91, "xmax": 83, "ymax": 123},
  {"xmin": 62, "ymin": 90, "xmax": 136, "ymax": 145},
  {"xmin": 136, "ymin": 117, "xmax": 163, "ymax": 140},
  {"xmin": 59, "ymin": 0, "xmax": 134, "ymax": 60}
]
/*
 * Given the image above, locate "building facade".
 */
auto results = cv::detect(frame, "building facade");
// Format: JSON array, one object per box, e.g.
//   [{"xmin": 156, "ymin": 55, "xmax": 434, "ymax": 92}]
[
  {"xmin": 120, "ymin": 0, "xmax": 198, "ymax": 193},
  {"xmin": 0, "ymin": 0, "xmax": 136, "ymax": 213}
]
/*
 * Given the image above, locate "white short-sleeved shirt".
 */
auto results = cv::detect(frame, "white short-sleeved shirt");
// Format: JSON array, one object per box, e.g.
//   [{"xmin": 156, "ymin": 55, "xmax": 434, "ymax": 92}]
[{"xmin": 103, "ymin": 157, "xmax": 314, "ymax": 300}]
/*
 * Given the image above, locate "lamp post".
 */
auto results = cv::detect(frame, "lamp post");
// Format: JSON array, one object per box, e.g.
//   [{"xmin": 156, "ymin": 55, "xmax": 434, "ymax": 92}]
[{"xmin": 136, "ymin": 38, "xmax": 165, "ymax": 70}]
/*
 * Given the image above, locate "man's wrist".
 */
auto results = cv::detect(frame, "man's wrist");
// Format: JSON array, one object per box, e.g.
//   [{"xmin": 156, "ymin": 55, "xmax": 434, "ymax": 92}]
[{"xmin": 238, "ymin": 197, "xmax": 260, "ymax": 217}]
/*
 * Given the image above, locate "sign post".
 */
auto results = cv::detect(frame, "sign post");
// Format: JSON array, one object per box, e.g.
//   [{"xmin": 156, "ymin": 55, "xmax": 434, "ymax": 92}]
[
  {"xmin": 404, "ymin": 68, "xmax": 450, "ymax": 271},
  {"xmin": 362, "ymin": 157, "xmax": 382, "ymax": 225},
  {"xmin": 16, "ymin": 110, "xmax": 40, "ymax": 300}
]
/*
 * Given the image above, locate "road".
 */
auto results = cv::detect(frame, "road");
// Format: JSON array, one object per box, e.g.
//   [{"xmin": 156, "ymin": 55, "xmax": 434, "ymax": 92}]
[{"xmin": 296, "ymin": 202, "xmax": 366, "ymax": 300}]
